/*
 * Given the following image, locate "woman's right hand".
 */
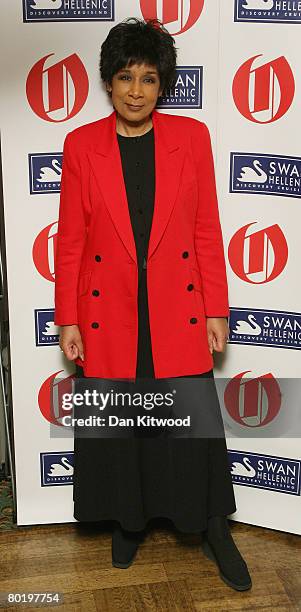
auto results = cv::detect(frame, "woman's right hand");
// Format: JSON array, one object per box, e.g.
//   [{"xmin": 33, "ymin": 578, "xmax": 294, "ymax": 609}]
[{"xmin": 59, "ymin": 324, "xmax": 84, "ymax": 362}]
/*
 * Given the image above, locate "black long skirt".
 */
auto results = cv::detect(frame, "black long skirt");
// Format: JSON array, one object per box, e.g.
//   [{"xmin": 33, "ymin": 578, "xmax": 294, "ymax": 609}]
[{"xmin": 73, "ymin": 268, "xmax": 237, "ymax": 533}]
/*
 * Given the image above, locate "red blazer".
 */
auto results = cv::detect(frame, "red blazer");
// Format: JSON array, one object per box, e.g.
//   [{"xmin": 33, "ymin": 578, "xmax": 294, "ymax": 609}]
[{"xmin": 54, "ymin": 109, "xmax": 229, "ymax": 378}]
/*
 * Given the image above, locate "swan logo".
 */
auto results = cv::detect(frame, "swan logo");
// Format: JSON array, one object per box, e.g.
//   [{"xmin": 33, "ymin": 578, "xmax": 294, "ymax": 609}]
[
  {"xmin": 23, "ymin": 0, "xmax": 114, "ymax": 22},
  {"xmin": 38, "ymin": 371, "xmax": 75, "ymax": 427},
  {"xmin": 228, "ymin": 222, "xmax": 288, "ymax": 284},
  {"xmin": 140, "ymin": 0, "xmax": 204, "ymax": 34},
  {"xmin": 230, "ymin": 310, "xmax": 262, "ymax": 338},
  {"xmin": 40, "ymin": 452, "xmax": 73, "ymax": 486},
  {"xmin": 234, "ymin": 0, "xmax": 301, "ymax": 23},
  {"xmin": 224, "ymin": 372, "xmax": 281, "ymax": 428},
  {"xmin": 157, "ymin": 66, "xmax": 203, "ymax": 108},
  {"xmin": 35, "ymin": 309, "xmax": 59, "ymax": 346},
  {"xmin": 232, "ymin": 55, "xmax": 295, "ymax": 123},
  {"xmin": 229, "ymin": 308, "xmax": 301, "ymax": 349},
  {"xmin": 33, "ymin": 222, "xmax": 58, "ymax": 282},
  {"xmin": 230, "ymin": 153, "xmax": 301, "ymax": 199},
  {"xmin": 229, "ymin": 450, "xmax": 301, "ymax": 495},
  {"xmin": 26, "ymin": 53, "xmax": 89, "ymax": 122},
  {"xmin": 29, "ymin": 153, "xmax": 62, "ymax": 194}
]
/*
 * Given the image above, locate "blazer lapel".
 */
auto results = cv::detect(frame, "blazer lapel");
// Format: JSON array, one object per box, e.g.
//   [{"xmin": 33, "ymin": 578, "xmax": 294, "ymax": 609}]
[
  {"xmin": 87, "ymin": 108, "xmax": 185, "ymax": 265},
  {"xmin": 148, "ymin": 109, "xmax": 185, "ymax": 260},
  {"xmin": 87, "ymin": 110, "xmax": 137, "ymax": 263}
]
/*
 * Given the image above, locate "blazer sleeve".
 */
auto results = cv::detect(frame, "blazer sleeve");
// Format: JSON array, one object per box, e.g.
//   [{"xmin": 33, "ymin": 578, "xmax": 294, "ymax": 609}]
[
  {"xmin": 54, "ymin": 132, "xmax": 87, "ymax": 326},
  {"xmin": 192, "ymin": 121, "xmax": 230, "ymax": 318}
]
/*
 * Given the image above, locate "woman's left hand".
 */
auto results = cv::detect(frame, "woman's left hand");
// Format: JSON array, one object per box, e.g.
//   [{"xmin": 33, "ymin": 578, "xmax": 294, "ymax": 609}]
[{"xmin": 206, "ymin": 317, "xmax": 229, "ymax": 354}]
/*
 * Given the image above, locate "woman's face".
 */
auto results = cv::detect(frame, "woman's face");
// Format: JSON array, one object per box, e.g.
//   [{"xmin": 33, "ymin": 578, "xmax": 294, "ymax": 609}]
[{"xmin": 107, "ymin": 62, "xmax": 163, "ymax": 123}]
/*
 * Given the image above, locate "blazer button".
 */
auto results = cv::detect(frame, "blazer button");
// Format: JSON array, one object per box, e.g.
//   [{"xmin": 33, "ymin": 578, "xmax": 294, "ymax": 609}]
[
  {"xmin": 91, "ymin": 322, "xmax": 99, "ymax": 328},
  {"xmin": 187, "ymin": 284, "xmax": 194, "ymax": 291},
  {"xmin": 92, "ymin": 289, "xmax": 100, "ymax": 297},
  {"xmin": 182, "ymin": 251, "xmax": 189, "ymax": 258},
  {"xmin": 190, "ymin": 317, "xmax": 198, "ymax": 324},
  {"xmin": 95, "ymin": 255, "xmax": 101, "ymax": 262}
]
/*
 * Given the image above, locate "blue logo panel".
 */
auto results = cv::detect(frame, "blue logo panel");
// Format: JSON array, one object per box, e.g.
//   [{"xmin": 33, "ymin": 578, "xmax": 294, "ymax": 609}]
[
  {"xmin": 229, "ymin": 307, "xmax": 301, "ymax": 350},
  {"xmin": 234, "ymin": 0, "xmax": 301, "ymax": 24},
  {"xmin": 40, "ymin": 452, "xmax": 73, "ymax": 486},
  {"xmin": 230, "ymin": 153, "xmax": 301, "ymax": 198},
  {"xmin": 23, "ymin": 0, "xmax": 114, "ymax": 23},
  {"xmin": 157, "ymin": 66, "xmax": 203, "ymax": 109},
  {"xmin": 229, "ymin": 449, "xmax": 301, "ymax": 495},
  {"xmin": 35, "ymin": 309, "xmax": 59, "ymax": 346},
  {"xmin": 29, "ymin": 154, "xmax": 62, "ymax": 194}
]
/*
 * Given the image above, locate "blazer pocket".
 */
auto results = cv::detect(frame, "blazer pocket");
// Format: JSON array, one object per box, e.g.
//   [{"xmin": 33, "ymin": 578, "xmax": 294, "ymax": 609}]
[
  {"xmin": 190, "ymin": 267, "xmax": 202, "ymax": 293},
  {"xmin": 78, "ymin": 271, "xmax": 92, "ymax": 297}
]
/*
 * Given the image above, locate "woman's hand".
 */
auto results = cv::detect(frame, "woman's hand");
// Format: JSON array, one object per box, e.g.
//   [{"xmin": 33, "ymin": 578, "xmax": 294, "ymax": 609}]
[
  {"xmin": 59, "ymin": 324, "xmax": 84, "ymax": 361},
  {"xmin": 206, "ymin": 317, "xmax": 229, "ymax": 354}
]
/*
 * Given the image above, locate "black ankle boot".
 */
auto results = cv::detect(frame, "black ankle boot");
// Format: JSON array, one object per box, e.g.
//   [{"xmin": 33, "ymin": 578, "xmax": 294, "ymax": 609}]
[
  {"xmin": 201, "ymin": 515, "xmax": 252, "ymax": 591},
  {"xmin": 112, "ymin": 524, "xmax": 145, "ymax": 569}
]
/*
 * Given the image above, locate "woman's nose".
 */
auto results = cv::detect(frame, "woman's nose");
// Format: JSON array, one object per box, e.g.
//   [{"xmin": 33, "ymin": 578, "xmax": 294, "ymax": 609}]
[{"xmin": 128, "ymin": 81, "xmax": 143, "ymax": 97}]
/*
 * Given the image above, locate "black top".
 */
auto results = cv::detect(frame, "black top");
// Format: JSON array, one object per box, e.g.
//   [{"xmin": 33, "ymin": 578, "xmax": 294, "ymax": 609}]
[{"xmin": 117, "ymin": 127, "xmax": 155, "ymax": 279}]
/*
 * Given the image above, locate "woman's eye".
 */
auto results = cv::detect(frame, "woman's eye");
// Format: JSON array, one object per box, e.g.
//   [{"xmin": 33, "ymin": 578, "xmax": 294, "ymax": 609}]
[{"xmin": 118, "ymin": 76, "xmax": 156, "ymax": 83}]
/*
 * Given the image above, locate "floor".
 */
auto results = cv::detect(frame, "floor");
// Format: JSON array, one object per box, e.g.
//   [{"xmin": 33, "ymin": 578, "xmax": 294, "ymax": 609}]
[{"xmin": 0, "ymin": 510, "xmax": 300, "ymax": 611}]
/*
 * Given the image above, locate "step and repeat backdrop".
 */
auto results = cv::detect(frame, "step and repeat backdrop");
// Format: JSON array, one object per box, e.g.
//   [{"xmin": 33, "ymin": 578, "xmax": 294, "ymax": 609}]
[{"xmin": 0, "ymin": 0, "xmax": 300, "ymax": 532}]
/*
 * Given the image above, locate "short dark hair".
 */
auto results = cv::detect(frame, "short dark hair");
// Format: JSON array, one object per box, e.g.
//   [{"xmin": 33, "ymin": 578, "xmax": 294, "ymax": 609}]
[{"xmin": 99, "ymin": 17, "xmax": 177, "ymax": 96}]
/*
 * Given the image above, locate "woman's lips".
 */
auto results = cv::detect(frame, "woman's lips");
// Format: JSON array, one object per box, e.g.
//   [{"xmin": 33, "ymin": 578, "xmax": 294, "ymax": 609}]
[{"xmin": 126, "ymin": 104, "xmax": 143, "ymax": 111}]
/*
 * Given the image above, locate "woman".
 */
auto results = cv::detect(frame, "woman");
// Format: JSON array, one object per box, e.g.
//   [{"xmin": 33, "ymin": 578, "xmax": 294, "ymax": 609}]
[{"xmin": 54, "ymin": 17, "xmax": 252, "ymax": 591}]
